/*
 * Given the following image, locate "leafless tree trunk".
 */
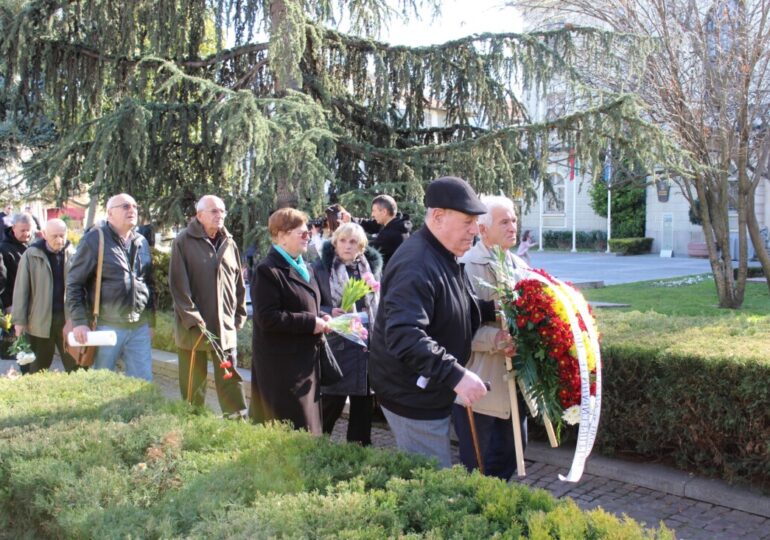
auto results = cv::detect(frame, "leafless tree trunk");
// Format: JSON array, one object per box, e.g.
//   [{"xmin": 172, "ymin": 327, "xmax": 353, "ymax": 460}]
[{"xmin": 513, "ymin": 0, "xmax": 770, "ymax": 308}]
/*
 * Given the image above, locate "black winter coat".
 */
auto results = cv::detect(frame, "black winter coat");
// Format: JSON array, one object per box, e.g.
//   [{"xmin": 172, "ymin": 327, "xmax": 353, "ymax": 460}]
[
  {"xmin": 0, "ymin": 227, "xmax": 29, "ymax": 309},
  {"xmin": 250, "ymin": 247, "xmax": 324, "ymax": 434},
  {"xmin": 312, "ymin": 241, "xmax": 382, "ymax": 396},
  {"xmin": 368, "ymin": 227, "xmax": 496, "ymax": 420},
  {"xmin": 65, "ymin": 223, "xmax": 155, "ymax": 328},
  {"xmin": 358, "ymin": 213, "xmax": 412, "ymax": 269}
]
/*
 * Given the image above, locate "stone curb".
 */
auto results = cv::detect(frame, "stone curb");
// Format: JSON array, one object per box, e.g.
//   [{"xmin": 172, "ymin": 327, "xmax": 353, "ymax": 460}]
[
  {"xmin": 150, "ymin": 349, "xmax": 769, "ymax": 519},
  {"xmin": 525, "ymin": 440, "xmax": 770, "ymax": 518}
]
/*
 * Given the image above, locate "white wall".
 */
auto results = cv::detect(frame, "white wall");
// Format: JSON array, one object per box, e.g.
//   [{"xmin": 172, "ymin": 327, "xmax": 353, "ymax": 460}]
[
  {"xmin": 519, "ymin": 166, "xmax": 608, "ymax": 242},
  {"xmin": 645, "ymin": 178, "xmax": 770, "ymax": 256}
]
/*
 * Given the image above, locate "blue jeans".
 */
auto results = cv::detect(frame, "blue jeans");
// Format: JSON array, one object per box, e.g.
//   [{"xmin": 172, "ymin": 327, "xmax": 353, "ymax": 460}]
[
  {"xmin": 381, "ymin": 406, "xmax": 452, "ymax": 468},
  {"xmin": 93, "ymin": 324, "xmax": 153, "ymax": 381}
]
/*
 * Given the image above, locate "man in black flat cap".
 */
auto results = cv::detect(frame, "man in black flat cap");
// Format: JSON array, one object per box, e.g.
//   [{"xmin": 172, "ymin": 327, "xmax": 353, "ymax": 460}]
[{"xmin": 369, "ymin": 176, "xmax": 496, "ymax": 467}]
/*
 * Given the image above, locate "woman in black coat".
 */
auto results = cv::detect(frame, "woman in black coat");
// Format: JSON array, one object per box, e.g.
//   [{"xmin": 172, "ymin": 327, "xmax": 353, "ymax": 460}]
[
  {"xmin": 312, "ymin": 222, "xmax": 382, "ymax": 445},
  {"xmin": 250, "ymin": 208, "xmax": 330, "ymax": 434}
]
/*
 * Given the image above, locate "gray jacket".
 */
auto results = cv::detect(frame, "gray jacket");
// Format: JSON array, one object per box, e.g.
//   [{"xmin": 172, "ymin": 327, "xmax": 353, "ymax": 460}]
[{"xmin": 66, "ymin": 223, "xmax": 155, "ymax": 328}]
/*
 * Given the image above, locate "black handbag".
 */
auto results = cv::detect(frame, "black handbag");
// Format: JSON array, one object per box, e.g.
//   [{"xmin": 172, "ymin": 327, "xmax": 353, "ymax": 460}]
[{"xmin": 319, "ymin": 336, "xmax": 344, "ymax": 385}]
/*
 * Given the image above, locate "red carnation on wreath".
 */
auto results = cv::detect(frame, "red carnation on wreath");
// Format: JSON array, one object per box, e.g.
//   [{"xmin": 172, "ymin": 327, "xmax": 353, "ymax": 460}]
[{"xmin": 495, "ymin": 266, "xmax": 601, "ymax": 438}]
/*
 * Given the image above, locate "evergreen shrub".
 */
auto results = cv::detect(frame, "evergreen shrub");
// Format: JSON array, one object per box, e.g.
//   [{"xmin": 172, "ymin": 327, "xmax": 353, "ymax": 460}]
[
  {"xmin": 152, "ymin": 248, "xmax": 173, "ymax": 311},
  {"xmin": 607, "ymin": 237, "xmax": 653, "ymax": 255},
  {"xmin": 0, "ymin": 371, "xmax": 671, "ymax": 539}
]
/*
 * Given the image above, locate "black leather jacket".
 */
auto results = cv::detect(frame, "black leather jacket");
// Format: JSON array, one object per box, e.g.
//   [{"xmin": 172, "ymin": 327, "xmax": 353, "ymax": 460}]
[
  {"xmin": 0, "ymin": 226, "xmax": 28, "ymax": 309},
  {"xmin": 369, "ymin": 227, "xmax": 495, "ymax": 420},
  {"xmin": 66, "ymin": 223, "xmax": 155, "ymax": 328}
]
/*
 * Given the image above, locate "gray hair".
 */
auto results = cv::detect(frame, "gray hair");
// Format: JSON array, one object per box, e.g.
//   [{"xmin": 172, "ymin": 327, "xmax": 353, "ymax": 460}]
[
  {"xmin": 332, "ymin": 222, "xmax": 368, "ymax": 250},
  {"xmin": 13, "ymin": 213, "xmax": 36, "ymax": 228},
  {"xmin": 196, "ymin": 195, "xmax": 225, "ymax": 212},
  {"xmin": 45, "ymin": 218, "xmax": 67, "ymax": 231},
  {"xmin": 478, "ymin": 195, "xmax": 515, "ymax": 227},
  {"xmin": 106, "ymin": 193, "xmax": 136, "ymax": 210}
]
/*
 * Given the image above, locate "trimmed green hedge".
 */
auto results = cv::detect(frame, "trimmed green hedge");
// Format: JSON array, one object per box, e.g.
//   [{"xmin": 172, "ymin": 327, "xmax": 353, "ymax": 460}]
[
  {"xmin": 607, "ymin": 237, "xmax": 653, "ymax": 255},
  {"xmin": 543, "ymin": 230, "xmax": 607, "ymax": 250},
  {"xmin": 0, "ymin": 371, "xmax": 670, "ymax": 539},
  {"xmin": 595, "ymin": 344, "xmax": 770, "ymax": 491}
]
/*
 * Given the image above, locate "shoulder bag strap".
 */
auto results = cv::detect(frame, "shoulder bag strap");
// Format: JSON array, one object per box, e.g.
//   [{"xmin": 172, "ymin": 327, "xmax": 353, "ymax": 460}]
[{"xmin": 92, "ymin": 227, "xmax": 105, "ymax": 326}]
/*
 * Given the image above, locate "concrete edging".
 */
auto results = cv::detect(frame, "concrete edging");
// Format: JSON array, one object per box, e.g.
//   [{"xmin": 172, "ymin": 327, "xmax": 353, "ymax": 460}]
[{"xmin": 525, "ymin": 441, "xmax": 769, "ymax": 518}]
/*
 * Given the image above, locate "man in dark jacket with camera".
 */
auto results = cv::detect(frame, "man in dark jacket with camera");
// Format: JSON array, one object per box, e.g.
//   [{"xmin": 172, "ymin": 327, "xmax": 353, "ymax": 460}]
[
  {"xmin": 67, "ymin": 193, "xmax": 155, "ymax": 380},
  {"xmin": 350, "ymin": 195, "xmax": 412, "ymax": 270},
  {"xmin": 369, "ymin": 176, "xmax": 495, "ymax": 468}
]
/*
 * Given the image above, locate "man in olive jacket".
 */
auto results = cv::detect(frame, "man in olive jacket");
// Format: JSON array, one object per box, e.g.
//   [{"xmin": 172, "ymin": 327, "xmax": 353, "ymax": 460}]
[
  {"xmin": 169, "ymin": 195, "xmax": 248, "ymax": 418},
  {"xmin": 12, "ymin": 219, "xmax": 78, "ymax": 373}
]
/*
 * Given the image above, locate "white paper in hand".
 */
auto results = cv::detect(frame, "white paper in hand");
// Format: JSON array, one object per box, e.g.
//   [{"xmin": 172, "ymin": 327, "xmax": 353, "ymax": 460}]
[{"xmin": 67, "ymin": 330, "xmax": 118, "ymax": 347}]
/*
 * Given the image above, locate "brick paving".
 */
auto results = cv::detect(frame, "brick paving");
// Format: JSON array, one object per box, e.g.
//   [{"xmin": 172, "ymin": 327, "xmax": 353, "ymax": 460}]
[{"xmin": 4, "ymin": 357, "xmax": 768, "ymax": 540}]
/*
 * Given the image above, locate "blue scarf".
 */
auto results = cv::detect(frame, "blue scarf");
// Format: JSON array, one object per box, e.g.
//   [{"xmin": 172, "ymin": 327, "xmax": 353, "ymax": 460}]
[{"xmin": 273, "ymin": 244, "xmax": 310, "ymax": 282}]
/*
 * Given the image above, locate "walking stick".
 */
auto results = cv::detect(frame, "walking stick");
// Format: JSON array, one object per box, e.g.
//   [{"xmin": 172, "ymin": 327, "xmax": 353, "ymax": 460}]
[{"xmin": 466, "ymin": 404, "xmax": 484, "ymax": 475}]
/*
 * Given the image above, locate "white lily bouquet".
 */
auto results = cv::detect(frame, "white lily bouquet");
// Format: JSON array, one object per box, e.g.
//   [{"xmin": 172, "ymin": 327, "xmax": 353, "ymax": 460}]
[{"xmin": 10, "ymin": 334, "xmax": 36, "ymax": 367}]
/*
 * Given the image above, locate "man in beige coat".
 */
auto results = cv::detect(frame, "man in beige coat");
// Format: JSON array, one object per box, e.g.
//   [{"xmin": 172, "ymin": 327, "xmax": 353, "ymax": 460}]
[
  {"xmin": 453, "ymin": 195, "xmax": 529, "ymax": 480},
  {"xmin": 169, "ymin": 195, "xmax": 248, "ymax": 418},
  {"xmin": 12, "ymin": 219, "xmax": 77, "ymax": 373}
]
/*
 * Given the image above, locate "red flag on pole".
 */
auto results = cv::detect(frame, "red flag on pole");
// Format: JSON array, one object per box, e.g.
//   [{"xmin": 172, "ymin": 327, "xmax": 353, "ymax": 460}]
[{"xmin": 568, "ymin": 147, "xmax": 576, "ymax": 181}]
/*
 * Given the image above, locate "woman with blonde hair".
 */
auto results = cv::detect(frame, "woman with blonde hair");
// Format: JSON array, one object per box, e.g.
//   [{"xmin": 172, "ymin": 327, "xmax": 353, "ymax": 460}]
[{"xmin": 312, "ymin": 222, "xmax": 382, "ymax": 444}]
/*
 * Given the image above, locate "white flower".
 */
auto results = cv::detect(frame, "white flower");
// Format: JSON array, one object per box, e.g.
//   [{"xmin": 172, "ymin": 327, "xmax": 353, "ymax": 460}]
[
  {"xmin": 562, "ymin": 405, "xmax": 581, "ymax": 425},
  {"xmin": 16, "ymin": 352, "xmax": 36, "ymax": 366}
]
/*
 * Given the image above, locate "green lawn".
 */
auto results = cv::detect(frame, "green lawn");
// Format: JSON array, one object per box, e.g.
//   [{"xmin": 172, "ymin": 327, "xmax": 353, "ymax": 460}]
[
  {"xmin": 584, "ymin": 276, "xmax": 770, "ymax": 363},
  {"xmin": 585, "ymin": 274, "xmax": 770, "ymax": 316}
]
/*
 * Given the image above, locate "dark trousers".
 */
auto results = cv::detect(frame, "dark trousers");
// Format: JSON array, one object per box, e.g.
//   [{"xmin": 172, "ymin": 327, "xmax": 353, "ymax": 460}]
[
  {"xmin": 322, "ymin": 394, "xmax": 373, "ymax": 446},
  {"xmin": 178, "ymin": 348, "xmax": 247, "ymax": 415},
  {"xmin": 451, "ymin": 403, "xmax": 528, "ymax": 481},
  {"xmin": 28, "ymin": 314, "xmax": 78, "ymax": 374}
]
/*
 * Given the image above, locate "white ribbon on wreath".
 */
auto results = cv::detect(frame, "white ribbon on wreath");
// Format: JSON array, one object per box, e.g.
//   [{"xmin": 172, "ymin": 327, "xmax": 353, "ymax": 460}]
[{"xmin": 520, "ymin": 269, "xmax": 603, "ymax": 483}]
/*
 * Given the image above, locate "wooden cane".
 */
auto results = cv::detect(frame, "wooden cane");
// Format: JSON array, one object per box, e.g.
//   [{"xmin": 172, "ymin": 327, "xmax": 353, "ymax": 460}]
[{"xmin": 466, "ymin": 404, "xmax": 484, "ymax": 475}]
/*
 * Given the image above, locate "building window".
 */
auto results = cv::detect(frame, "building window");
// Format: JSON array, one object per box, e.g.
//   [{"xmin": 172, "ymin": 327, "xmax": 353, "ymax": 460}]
[{"xmin": 544, "ymin": 173, "xmax": 566, "ymax": 214}]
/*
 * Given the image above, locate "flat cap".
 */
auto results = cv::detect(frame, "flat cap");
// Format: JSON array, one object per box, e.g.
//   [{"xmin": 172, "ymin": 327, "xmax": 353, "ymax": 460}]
[{"xmin": 424, "ymin": 176, "xmax": 487, "ymax": 215}]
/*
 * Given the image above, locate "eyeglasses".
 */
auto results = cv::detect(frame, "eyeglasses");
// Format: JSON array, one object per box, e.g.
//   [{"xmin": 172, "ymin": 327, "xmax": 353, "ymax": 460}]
[
  {"xmin": 295, "ymin": 229, "xmax": 311, "ymax": 239},
  {"xmin": 207, "ymin": 209, "xmax": 228, "ymax": 216},
  {"xmin": 109, "ymin": 203, "xmax": 138, "ymax": 211}
]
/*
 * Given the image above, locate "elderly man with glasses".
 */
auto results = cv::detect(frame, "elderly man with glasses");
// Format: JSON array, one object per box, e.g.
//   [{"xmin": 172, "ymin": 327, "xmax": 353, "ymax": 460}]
[
  {"xmin": 67, "ymin": 193, "xmax": 156, "ymax": 380},
  {"xmin": 168, "ymin": 195, "xmax": 249, "ymax": 419}
]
